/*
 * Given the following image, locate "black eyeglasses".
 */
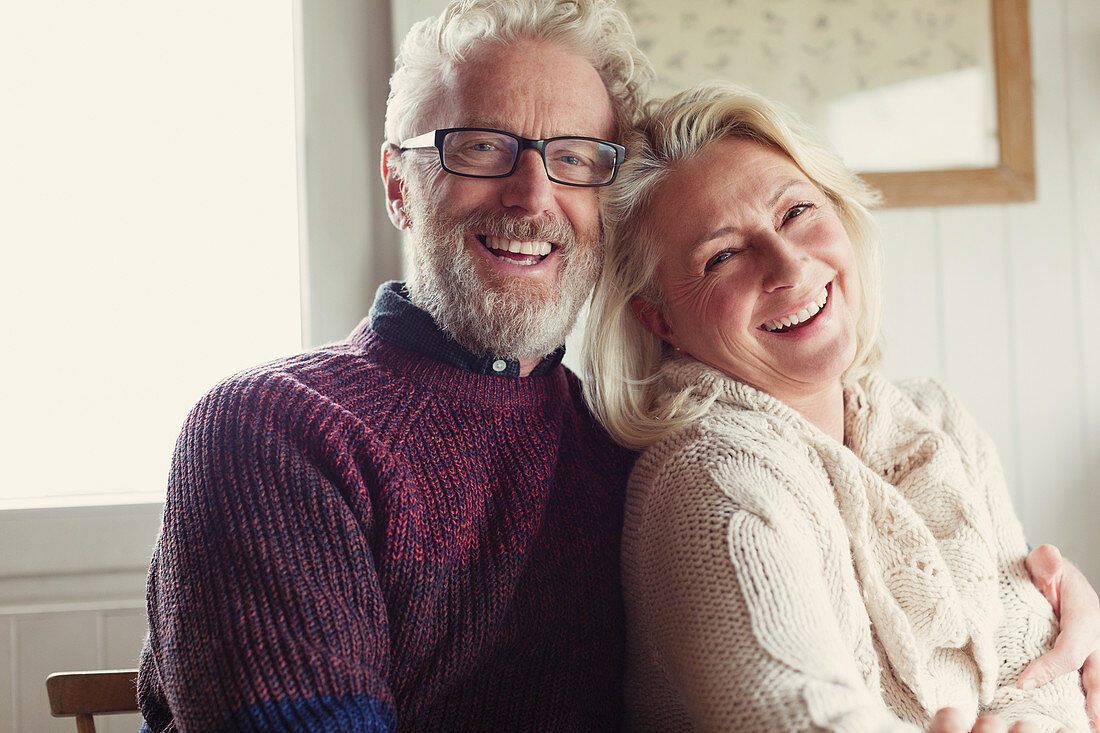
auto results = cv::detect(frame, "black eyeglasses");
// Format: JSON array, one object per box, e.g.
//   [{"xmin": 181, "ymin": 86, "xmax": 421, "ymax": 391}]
[{"xmin": 399, "ymin": 127, "xmax": 625, "ymax": 187}]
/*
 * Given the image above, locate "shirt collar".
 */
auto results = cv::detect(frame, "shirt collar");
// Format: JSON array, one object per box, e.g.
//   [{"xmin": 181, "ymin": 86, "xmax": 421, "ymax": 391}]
[{"xmin": 369, "ymin": 281, "xmax": 565, "ymax": 378}]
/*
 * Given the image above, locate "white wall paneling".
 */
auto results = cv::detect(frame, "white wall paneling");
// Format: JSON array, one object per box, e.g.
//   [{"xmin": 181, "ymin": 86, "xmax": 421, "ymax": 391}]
[
  {"xmin": 0, "ymin": 608, "xmax": 146, "ymax": 733},
  {"xmin": 878, "ymin": 0, "xmax": 1099, "ymax": 580},
  {"xmin": 878, "ymin": 211, "xmax": 944, "ymax": 380},
  {"xmin": 16, "ymin": 612, "xmax": 99, "ymax": 733},
  {"xmin": 1066, "ymin": 0, "xmax": 1100, "ymax": 570},
  {"xmin": 2, "ymin": 621, "xmax": 13, "ymax": 733}
]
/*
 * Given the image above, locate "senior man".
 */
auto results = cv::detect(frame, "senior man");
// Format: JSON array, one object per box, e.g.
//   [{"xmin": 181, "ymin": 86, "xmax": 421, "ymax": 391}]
[
  {"xmin": 138, "ymin": 0, "xmax": 1099, "ymax": 730},
  {"xmin": 138, "ymin": 1, "xmax": 645, "ymax": 730}
]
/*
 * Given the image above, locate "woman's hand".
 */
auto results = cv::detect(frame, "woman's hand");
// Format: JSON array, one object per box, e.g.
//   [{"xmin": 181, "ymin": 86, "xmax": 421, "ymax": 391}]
[
  {"xmin": 928, "ymin": 708, "xmax": 1067, "ymax": 733},
  {"xmin": 1019, "ymin": 544, "xmax": 1100, "ymax": 730}
]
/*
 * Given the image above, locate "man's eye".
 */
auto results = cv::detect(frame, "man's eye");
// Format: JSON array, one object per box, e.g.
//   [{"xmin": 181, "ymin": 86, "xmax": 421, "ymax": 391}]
[
  {"xmin": 470, "ymin": 142, "xmax": 498, "ymax": 152},
  {"xmin": 555, "ymin": 152, "xmax": 591, "ymax": 168}
]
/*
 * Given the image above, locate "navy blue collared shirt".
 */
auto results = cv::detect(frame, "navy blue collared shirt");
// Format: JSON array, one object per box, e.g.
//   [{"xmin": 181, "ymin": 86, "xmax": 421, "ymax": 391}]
[{"xmin": 368, "ymin": 281, "xmax": 566, "ymax": 378}]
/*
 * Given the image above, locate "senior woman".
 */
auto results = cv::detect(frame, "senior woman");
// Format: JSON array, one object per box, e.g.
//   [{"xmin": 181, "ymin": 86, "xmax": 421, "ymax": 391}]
[{"xmin": 583, "ymin": 81, "xmax": 1089, "ymax": 732}]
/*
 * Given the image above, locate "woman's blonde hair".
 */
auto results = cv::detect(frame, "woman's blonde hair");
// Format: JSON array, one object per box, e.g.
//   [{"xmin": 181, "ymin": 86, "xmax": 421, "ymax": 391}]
[
  {"xmin": 384, "ymin": 0, "xmax": 654, "ymax": 147},
  {"xmin": 583, "ymin": 81, "xmax": 885, "ymax": 450}
]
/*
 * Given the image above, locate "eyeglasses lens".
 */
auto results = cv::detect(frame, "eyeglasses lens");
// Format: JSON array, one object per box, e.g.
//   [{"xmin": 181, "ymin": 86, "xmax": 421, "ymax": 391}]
[
  {"xmin": 441, "ymin": 130, "xmax": 518, "ymax": 177},
  {"xmin": 543, "ymin": 139, "xmax": 617, "ymax": 185}
]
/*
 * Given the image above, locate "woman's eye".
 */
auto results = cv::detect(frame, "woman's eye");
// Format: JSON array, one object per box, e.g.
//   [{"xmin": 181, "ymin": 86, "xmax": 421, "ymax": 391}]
[
  {"xmin": 783, "ymin": 202, "xmax": 815, "ymax": 224},
  {"xmin": 704, "ymin": 251, "xmax": 734, "ymax": 272}
]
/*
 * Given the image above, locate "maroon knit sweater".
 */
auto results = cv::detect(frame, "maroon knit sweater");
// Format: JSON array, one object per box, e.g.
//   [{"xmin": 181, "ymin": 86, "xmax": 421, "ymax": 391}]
[{"xmin": 138, "ymin": 321, "xmax": 634, "ymax": 731}]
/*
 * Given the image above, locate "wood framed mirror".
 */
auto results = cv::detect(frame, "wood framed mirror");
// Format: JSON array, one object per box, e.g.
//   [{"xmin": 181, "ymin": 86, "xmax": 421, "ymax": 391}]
[{"xmin": 623, "ymin": 0, "xmax": 1035, "ymax": 208}]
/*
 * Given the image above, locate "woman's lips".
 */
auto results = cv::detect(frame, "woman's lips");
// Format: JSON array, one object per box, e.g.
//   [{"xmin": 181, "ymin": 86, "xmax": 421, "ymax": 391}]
[{"xmin": 760, "ymin": 283, "xmax": 830, "ymax": 333}]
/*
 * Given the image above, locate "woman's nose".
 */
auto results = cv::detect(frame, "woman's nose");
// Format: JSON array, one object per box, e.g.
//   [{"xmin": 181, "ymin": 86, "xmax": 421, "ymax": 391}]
[{"xmin": 760, "ymin": 239, "xmax": 809, "ymax": 293}]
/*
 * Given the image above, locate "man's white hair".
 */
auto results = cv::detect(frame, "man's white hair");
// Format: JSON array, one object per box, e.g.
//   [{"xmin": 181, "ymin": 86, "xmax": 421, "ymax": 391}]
[{"xmin": 384, "ymin": 0, "xmax": 653, "ymax": 147}]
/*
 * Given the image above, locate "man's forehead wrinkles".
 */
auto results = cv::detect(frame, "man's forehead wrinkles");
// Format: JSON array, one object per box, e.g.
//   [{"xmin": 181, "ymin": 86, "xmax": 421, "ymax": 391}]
[
  {"xmin": 437, "ymin": 40, "xmax": 615, "ymax": 142},
  {"xmin": 455, "ymin": 117, "xmax": 604, "ymax": 140}
]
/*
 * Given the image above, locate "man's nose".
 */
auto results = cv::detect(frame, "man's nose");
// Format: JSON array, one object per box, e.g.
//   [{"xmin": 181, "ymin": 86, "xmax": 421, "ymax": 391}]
[{"xmin": 499, "ymin": 149, "xmax": 556, "ymax": 215}]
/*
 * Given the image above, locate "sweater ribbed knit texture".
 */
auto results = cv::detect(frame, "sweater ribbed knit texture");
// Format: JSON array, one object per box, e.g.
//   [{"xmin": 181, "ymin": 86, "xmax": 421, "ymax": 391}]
[
  {"xmin": 138, "ymin": 320, "xmax": 634, "ymax": 731},
  {"xmin": 622, "ymin": 358, "xmax": 1087, "ymax": 732}
]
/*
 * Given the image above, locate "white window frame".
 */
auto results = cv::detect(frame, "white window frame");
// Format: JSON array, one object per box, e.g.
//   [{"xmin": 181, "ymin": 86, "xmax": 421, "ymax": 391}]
[{"xmin": 0, "ymin": 0, "xmax": 401, "ymax": 609}]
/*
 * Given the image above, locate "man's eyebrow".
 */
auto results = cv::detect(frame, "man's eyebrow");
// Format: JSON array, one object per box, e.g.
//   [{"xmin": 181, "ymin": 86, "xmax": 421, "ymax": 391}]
[{"xmin": 685, "ymin": 178, "xmax": 808, "ymax": 256}]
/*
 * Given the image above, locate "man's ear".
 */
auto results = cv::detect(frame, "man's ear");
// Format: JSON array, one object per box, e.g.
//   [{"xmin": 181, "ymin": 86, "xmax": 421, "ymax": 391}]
[
  {"xmin": 381, "ymin": 143, "xmax": 411, "ymax": 231},
  {"xmin": 630, "ymin": 296, "xmax": 677, "ymax": 347}
]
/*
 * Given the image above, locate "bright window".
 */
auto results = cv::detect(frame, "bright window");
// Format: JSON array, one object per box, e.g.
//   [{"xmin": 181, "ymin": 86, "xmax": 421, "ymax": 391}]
[{"xmin": 0, "ymin": 2, "xmax": 302, "ymax": 508}]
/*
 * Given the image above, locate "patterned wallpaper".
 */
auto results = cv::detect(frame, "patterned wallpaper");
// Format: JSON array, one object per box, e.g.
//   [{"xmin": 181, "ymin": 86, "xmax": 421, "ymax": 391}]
[{"xmin": 622, "ymin": 0, "xmax": 997, "ymax": 169}]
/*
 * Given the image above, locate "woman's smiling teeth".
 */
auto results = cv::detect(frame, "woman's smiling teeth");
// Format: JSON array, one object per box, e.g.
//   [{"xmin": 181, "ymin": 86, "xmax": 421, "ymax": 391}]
[
  {"xmin": 481, "ymin": 235, "xmax": 552, "ymax": 265},
  {"xmin": 761, "ymin": 286, "xmax": 829, "ymax": 333}
]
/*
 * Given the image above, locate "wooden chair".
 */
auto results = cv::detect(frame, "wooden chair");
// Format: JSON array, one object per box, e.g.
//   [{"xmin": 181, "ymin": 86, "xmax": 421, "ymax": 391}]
[{"xmin": 45, "ymin": 669, "xmax": 140, "ymax": 733}]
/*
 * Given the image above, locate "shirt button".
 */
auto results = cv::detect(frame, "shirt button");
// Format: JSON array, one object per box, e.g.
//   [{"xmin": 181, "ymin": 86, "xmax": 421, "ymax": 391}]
[{"xmin": 491, "ymin": 359, "xmax": 507, "ymax": 373}]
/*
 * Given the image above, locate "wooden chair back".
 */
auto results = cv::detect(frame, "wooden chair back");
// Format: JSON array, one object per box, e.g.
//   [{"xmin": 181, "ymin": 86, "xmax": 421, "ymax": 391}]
[{"xmin": 45, "ymin": 669, "xmax": 140, "ymax": 733}]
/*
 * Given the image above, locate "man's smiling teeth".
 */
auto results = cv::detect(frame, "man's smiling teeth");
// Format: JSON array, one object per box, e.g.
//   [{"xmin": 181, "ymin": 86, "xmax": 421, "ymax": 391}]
[
  {"xmin": 484, "ymin": 236, "xmax": 552, "ymax": 257},
  {"xmin": 762, "ymin": 286, "xmax": 829, "ymax": 332}
]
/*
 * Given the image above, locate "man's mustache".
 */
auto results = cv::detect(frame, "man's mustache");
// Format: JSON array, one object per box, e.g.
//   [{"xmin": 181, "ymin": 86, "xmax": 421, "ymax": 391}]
[{"xmin": 460, "ymin": 210, "xmax": 577, "ymax": 249}]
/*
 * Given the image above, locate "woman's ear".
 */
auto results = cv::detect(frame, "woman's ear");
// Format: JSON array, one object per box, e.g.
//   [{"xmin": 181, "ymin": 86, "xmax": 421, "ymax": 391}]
[
  {"xmin": 630, "ymin": 296, "xmax": 677, "ymax": 347},
  {"xmin": 381, "ymin": 143, "xmax": 411, "ymax": 231}
]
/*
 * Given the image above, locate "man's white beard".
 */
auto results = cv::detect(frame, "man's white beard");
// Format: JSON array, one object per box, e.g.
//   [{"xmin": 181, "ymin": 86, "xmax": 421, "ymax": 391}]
[{"xmin": 405, "ymin": 204, "xmax": 600, "ymax": 361}]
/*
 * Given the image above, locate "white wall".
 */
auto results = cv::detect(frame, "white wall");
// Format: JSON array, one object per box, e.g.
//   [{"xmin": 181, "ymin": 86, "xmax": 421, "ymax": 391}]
[{"xmin": 298, "ymin": 0, "xmax": 403, "ymax": 346}]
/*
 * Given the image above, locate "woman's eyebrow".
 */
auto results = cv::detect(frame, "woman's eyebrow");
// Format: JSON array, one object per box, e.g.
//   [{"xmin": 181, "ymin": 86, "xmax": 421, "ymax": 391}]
[
  {"xmin": 687, "ymin": 226, "xmax": 740, "ymax": 256},
  {"xmin": 767, "ymin": 178, "xmax": 805, "ymax": 208}
]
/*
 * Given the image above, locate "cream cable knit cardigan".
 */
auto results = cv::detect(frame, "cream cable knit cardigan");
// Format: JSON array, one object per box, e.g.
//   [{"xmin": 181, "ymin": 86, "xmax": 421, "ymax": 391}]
[{"xmin": 622, "ymin": 358, "xmax": 1087, "ymax": 732}]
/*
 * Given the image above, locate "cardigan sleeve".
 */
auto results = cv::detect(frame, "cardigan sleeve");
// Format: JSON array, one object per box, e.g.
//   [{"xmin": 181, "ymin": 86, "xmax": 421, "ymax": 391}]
[
  {"xmin": 138, "ymin": 371, "xmax": 398, "ymax": 732},
  {"xmin": 933, "ymin": 384, "xmax": 1088, "ymax": 732},
  {"xmin": 623, "ymin": 441, "xmax": 920, "ymax": 732}
]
